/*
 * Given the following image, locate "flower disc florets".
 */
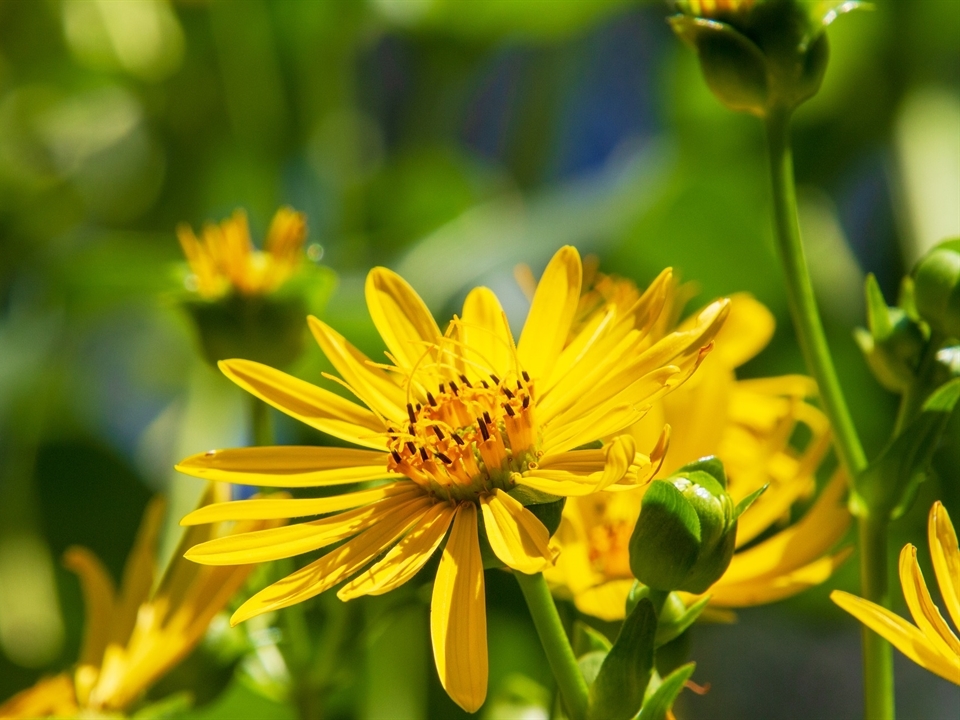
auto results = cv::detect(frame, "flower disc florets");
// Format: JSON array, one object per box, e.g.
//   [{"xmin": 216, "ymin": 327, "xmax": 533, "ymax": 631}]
[{"xmin": 386, "ymin": 370, "xmax": 540, "ymax": 502}]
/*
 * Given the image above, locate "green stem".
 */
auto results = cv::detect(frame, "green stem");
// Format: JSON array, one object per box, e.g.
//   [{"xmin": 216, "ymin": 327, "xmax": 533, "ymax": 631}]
[
  {"xmin": 764, "ymin": 108, "xmax": 892, "ymax": 720},
  {"xmin": 859, "ymin": 517, "xmax": 895, "ymax": 720},
  {"xmin": 764, "ymin": 108, "xmax": 868, "ymax": 477},
  {"xmin": 893, "ymin": 335, "xmax": 942, "ymax": 436},
  {"xmin": 515, "ymin": 571, "xmax": 590, "ymax": 720}
]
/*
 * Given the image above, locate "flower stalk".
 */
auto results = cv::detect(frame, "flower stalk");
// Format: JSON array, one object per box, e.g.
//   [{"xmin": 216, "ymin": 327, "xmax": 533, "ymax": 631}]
[
  {"xmin": 764, "ymin": 107, "xmax": 892, "ymax": 719},
  {"xmin": 514, "ymin": 571, "xmax": 589, "ymax": 720}
]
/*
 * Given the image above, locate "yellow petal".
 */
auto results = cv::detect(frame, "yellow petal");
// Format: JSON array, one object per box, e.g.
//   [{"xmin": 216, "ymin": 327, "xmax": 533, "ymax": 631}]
[
  {"xmin": 431, "ymin": 503, "xmax": 488, "ymax": 713},
  {"xmin": 517, "ymin": 246, "xmax": 582, "ymax": 382},
  {"xmin": 543, "ymin": 401, "xmax": 649, "ymax": 456},
  {"xmin": 0, "ymin": 673, "xmax": 78, "ymax": 719},
  {"xmin": 219, "ymin": 359, "xmax": 387, "ymax": 449},
  {"xmin": 185, "ymin": 493, "xmax": 428, "ymax": 565},
  {"xmin": 112, "ymin": 498, "xmax": 165, "ymax": 648},
  {"xmin": 62, "ymin": 548, "xmax": 116, "ymax": 667},
  {"xmin": 831, "ymin": 590, "xmax": 960, "ymax": 685},
  {"xmin": 899, "ymin": 544, "xmax": 960, "ymax": 658},
  {"xmin": 232, "ymin": 500, "xmax": 430, "ymax": 625},
  {"xmin": 307, "ymin": 316, "xmax": 408, "ymax": 422},
  {"xmin": 176, "ymin": 446, "xmax": 400, "ymax": 487},
  {"xmin": 930, "ymin": 501, "xmax": 960, "ymax": 633},
  {"xmin": 181, "ymin": 482, "xmax": 408, "ymax": 525},
  {"xmin": 480, "ymin": 490, "xmax": 557, "ymax": 574},
  {"xmin": 461, "ymin": 287, "xmax": 516, "ymax": 379},
  {"xmin": 338, "ymin": 502, "xmax": 455, "ymax": 600},
  {"xmin": 710, "ymin": 549, "xmax": 852, "ymax": 606},
  {"xmin": 707, "ymin": 293, "xmax": 775, "ymax": 369},
  {"xmin": 365, "ymin": 267, "xmax": 442, "ymax": 370},
  {"xmin": 572, "ymin": 580, "xmax": 634, "ymax": 622},
  {"xmin": 719, "ymin": 472, "xmax": 849, "ymax": 585}
]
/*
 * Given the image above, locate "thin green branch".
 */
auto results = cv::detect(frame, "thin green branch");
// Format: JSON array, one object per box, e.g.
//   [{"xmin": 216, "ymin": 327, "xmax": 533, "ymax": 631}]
[{"xmin": 515, "ymin": 571, "xmax": 590, "ymax": 720}]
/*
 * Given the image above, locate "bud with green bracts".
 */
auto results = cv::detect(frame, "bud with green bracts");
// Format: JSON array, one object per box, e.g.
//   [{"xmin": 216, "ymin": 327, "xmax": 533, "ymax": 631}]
[
  {"xmin": 913, "ymin": 239, "xmax": 960, "ymax": 340},
  {"xmin": 669, "ymin": 0, "xmax": 864, "ymax": 117},
  {"xmin": 854, "ymin": 274, "xmax": 926, "ymax": 393},
  {"xmin": 628, "ymin": 457, "xmax": 763, "ymax": 594}
]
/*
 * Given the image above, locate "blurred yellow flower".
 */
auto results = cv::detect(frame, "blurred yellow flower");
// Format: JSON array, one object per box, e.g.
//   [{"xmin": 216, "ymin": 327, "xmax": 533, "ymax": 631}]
[
  {"xmin": 0, "ymin": 489, "xmax": 277, "ymax": 718},
  {"xmin": 832, "ymin": 502, "xmax": 960, "ymax": 686},
  {"xmin": 174, "ymin": 246, "xmax": 729, "ymax": 712},
  {"xmin": 544, "ymin": 268, "xmax": 851, "ymax": 621},
  {"xmin": 178, "ymin": 207, "xmax": 307, "ymax": 299}
]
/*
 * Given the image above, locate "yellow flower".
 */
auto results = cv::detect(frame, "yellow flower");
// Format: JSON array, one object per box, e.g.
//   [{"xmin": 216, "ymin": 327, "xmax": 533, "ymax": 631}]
[
  {"xmin": 178, "ymin": 207, "xmax": 306, "ymax": 299},
  {"xmin": 545, "ymin": 270, "xmax": 851, "ymax": 621},
  {"xmin": 0, "ymin": 489, "xmax": 276, "ymax": 719},
  {"xmin": 174, "ymin": 246, "xmax": 729, "ymax": 712},
  {"xmin": 832, "ymin": 502, "xmax": 960, "ymax": 686}
]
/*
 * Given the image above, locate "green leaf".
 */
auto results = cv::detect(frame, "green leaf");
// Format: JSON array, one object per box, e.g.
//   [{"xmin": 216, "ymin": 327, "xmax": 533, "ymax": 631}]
[
  {"xmin": 733, "ymin": 485, "xmax": 768, "ymax": 522},
  {"xmin": 655, "ymin": 595, "xmax": 712, "ymax": 648},
  {"xmin": 525, "ymin": 497, "xmax": 567, "ymax": 537},
  {"xmin": 637, "ymin": 663, "xmax": 697, "ymax": 720},
  {"xmin": 574, "ymin": 621, "xmax": 612, "ymax": 657},
  {"xmin": 587, "ymin": 598, "xmax": 657, "ymax": 720},
  {"xmin": 864, "ymin": 273, "xmax": 893, "ymax": 338},
  {"xmin": 578, "ymin": 650, "xmax": 608, "ymax": 689},
  {"xmin": 852, "ymin": 378, "xmax": 960, "ymax": 519}
]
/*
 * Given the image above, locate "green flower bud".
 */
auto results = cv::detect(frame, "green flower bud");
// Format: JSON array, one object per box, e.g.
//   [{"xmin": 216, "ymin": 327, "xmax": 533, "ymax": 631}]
[
  {"xmin": 855, "ymin": 274, "xmax": 926, "ymax": 392},
  {"xmin": 628, "ymin": 457, "xmax": 761, "ymax": 593},
  {"xmin": 185, "ymin": 293, "xmax": 309, "ymax": 369},
  {"xmin": 913, "ymin": 239, "xmax": 960, "ymax": 339},
  {"xmin": 670, "ymin": 0, "xmax": 863, "ymax": 117}
]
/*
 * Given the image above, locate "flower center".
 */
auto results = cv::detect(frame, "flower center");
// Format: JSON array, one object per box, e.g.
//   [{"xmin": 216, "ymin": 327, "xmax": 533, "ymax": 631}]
[{"xmin": 386, "ymin": 372, "xmax": 539, "ymax": 501}]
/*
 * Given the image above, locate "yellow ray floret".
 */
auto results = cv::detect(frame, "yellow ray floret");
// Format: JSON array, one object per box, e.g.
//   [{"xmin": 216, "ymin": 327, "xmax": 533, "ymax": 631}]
[
  {"xmin": 544, "ymin": 272, "xmax": 851, "ymax": 622},
  {"xmin": 0, "ymin": 489, "xmax": 279, "ymax": 718},
  {"xmin": 178, "ymin": 207, "xmax": 306, "ymax": 299},
  {"xmin": 832, "ymin": 502, "xmax": 960, "ymax": 685},
  {"xmin": 174, "ymin": 246, "xmax": 727, "ymax": 712}
]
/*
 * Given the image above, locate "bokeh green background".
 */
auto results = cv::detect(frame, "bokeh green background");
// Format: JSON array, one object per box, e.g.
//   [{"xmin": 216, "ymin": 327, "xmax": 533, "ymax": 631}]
[{"xmin": 0, "ymin": 1, "xmax": 958, "ymax": 718}]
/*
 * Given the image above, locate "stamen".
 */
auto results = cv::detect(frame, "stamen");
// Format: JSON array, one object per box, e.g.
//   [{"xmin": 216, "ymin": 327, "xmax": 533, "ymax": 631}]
[
  {"xmin": 459, "ymin": 374, "xmax": 472, "ymax": 387},
  {"xmin": 522, "ymin": 396, "xmax": 530, "ymax": 409},
  {"xmin": 407, "ymin": 403, "xmax": 416, "ymax": 423},
  {"xmin": 490, "ymin": 374, "xmax": 500, "ymax": 385},
  {"xmin": 522, "ymin": 370, "xmax": 530, "ymax": 382},
  {"xmin": 427, "ymin": 392, "xmax": 437, "ymax": 407},
  {"xmin": 480, "ymin": 380, "xmax": 489, "ymax": 388},
  {"xmin": 419, "ymin": 447, "xmax": 429, "ymax": 462},
  {"xmin": 436, "ymin": 452, "xmax": 453, "ymax": 464},
  {"xmin": 452, "ymin": 434, "xmax": 465, "ymax": 446},
  {"xmin": 391, "ymin": 450, "xmax": 403, "ymax": 463},
  {"xmin": 504, "ymin": 404, "xmax": 516, "ymax": 417},
  {"xmin": 503, "ymin": 387, "xmax": 514, "ymax": 399},
  {"xmin": 483, "ymin": 411, "xmax": 493, "ymax": 425},
  {"xmin": 433, "ymin": 426, "xmax": 445, "ymax": 440},
  {"xmin": 449, "ymin": 380, "xmax": 459, "ymax": 395},
  {"xmin": 406, "ymin": 441, "xmax": 417, "ymax": 455},
  {"xmin": 478, "ymin": 419, "xmax": 490, "ymax": 441}
]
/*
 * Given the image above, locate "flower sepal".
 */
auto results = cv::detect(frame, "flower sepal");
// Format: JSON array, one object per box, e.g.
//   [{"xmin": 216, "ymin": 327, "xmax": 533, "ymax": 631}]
[
  {"xmin": 671, "ymin": 0, "xmax": 866, "ymax": 117},
  {"xmin": 508, "ymin": 485, "xmax": 566, "ymax": 537},
  {"xmin": 628, "ymin": 457, "xmax": 761, "ymax": 593},
  {"xmin": 854, "ymin": 273, "xmax": 926, "ymax": 393}
]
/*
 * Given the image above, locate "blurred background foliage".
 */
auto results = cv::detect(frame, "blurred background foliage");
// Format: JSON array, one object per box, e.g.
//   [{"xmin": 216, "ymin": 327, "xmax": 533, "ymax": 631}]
[{"xmin": 0, "ymin": 0, "xmax": 957, "ymax": 718}]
